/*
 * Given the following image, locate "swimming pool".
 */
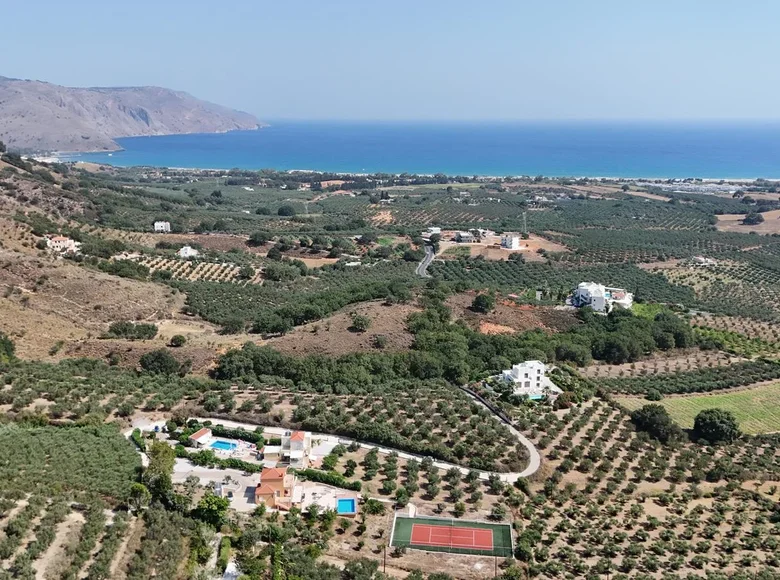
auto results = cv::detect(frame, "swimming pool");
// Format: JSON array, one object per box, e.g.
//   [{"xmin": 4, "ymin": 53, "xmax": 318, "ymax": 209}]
[
  {"xmin": 210, "ymin": 440, "xmax": 237, "ymax": 451},
  {"xmin": 337, "ymin": 498, "xmax": 356, "ymax": 514}
]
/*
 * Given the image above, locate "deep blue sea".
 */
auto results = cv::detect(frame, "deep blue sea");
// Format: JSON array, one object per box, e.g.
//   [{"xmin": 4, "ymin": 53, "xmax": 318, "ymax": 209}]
[{"xmin": 64, "ymin": 121, "xmax": 780, "ymax": 178}]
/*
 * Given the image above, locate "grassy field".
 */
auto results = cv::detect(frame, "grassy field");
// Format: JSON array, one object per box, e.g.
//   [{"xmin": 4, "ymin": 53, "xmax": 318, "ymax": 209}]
[{"xmin": 616, "ymin": 382, "xmax": 780, "ymax": 434}]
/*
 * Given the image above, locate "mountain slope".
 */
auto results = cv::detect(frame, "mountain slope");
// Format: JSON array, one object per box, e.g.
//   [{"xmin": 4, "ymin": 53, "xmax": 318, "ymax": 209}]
[{"xmin": 0, "ymin": 76, "xmax": 261, "ymax": 153}]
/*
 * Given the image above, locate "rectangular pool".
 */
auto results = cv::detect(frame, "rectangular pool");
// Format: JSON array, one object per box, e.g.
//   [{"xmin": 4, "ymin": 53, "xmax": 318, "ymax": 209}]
[
  {"xmin": 337, "ymin": 498, "xmax": 356, "ymax": 514},
  {"xmin": 211, "ymin": 440, "xmax": 237, "ymax": 451}
]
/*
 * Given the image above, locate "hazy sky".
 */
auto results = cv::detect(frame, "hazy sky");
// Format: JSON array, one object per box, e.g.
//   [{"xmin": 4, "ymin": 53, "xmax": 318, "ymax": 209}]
[{"xmin": 5, "ymin": 0, "xmax": 780, "ymax": 121}]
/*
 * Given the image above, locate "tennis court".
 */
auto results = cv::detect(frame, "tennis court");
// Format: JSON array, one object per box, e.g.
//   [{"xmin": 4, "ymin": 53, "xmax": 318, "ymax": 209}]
[{"xmin": 391, "ymin": 514, "xmax": 513, "ymax": 557}]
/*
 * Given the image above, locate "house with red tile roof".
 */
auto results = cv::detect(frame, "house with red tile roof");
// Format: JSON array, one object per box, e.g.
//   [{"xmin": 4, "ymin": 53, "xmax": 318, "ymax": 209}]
[
  {"xmin": 188, "ymin": 428, "xmax": 212, "ymax": 448},
  {"xmin": 255, "ymin": 467, "xmax": 299, "ymax": 509}
]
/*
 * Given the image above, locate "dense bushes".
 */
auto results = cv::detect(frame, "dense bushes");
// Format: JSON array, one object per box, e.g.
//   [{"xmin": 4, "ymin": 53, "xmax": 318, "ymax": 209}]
[
  {"xmin": 295, "ymin": 468, "xmax": 362, "ymax": 491},
  {"xmin": 105, "ymin": 321, "xmax": 158, "ymax": 340},
  {"xmin": 175, "ymin": 262, "xmax": 418, "ymax": 330},
  {"xmin": 96, "ymin": 259, "xmax": 149, "ymax": 280},
  {"xmin": 693, "ymin": 408, "xmax": 741, "ymax": 444},
  {"xmin": 139, "ymin": 349, "xmax": 182, "ymax": 375},
  {"xmin": 630, "ymin": 404, "xmax": 683, "ymax": 443}
]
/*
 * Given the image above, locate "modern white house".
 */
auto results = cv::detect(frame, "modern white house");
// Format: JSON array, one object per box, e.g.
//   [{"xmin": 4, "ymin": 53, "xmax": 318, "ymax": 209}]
[
  {"xmin": 154, "ymin": 221, "xmax": 171, "ymax": 233},
  {"xmin": 425, "ymin": 226, "xmax": 442, "ymax": 236},
  {"xmin": 500, "ymin": 361, "xmax": 562, "ymax": 400},
  {"xmin": 177, "ymin": 245, "xmax": 199, "ymax": 258},
  {"xmin": 456, "ymin": 231, "xmax": 474, "ymax": 243},
  {"xmin": 571, "ymin": 282, "xmax": 633, "ymax": 314},
  {"xmin": 46, "ymin": 236, "xmax": 81, "ymax": 254},
  {"xmin": 501, "ymin": 235, "xmax": 522, "ymax": 250}
]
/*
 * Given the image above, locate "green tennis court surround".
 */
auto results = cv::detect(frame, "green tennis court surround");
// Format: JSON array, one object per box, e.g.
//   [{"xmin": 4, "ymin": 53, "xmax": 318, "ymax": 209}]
[{"xmin": 390, "ymin": 514, "xmax": 513, "ymax": 558}]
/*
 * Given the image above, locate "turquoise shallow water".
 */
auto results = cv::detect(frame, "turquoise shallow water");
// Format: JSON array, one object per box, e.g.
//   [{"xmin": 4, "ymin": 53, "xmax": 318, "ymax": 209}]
[{"xmin": 65, "ymin": 121, "xmax": 780, "ymax": 178}]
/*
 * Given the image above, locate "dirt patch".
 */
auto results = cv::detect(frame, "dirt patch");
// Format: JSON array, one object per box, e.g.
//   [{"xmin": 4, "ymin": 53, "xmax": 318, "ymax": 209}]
[
  {"xmin": 295, "ymin": 256, "xmax": 340, "ymax": 268},
  {"xmin": 479, "ymin": 322, "xmax": 516, "ymax": 335},
  {"xmin": 0, "ymin": 250, "xmax": 184, "ymax": 360},
  {"xmin": 109, "ymin": 516, "xmax": 144, "ymax": 580},
  {"xmin": 446, "ymin": 293, "xmax": 579, "ymax": 334},
  {"xmin": 370, "ymin": 210, "xmax": 394, "ymax": 225},
  {"xmin": 268, "ymin": 300, "xmax": 421, "ymax": 356},
  {"xmin": 59, "ymin": 339, "xmax": 218, "ymax": 375},
  {"xmin": 35, "ymin": 509, "xmax": 85, "ymax": 579},
  {"xmin": 716, "ymin": 208, "xmax": 780, "ymax": 234}
]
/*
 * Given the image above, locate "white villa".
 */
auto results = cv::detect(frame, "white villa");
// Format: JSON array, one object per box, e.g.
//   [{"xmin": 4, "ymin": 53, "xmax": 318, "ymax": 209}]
[
  {"xmin": 154, "ymin": 221, "xmax": 171, "ymax": 233},
  {"xmin": 177, "ymin": 245, "xmax": 199, "ymax": 258},
  {"xmin": 47, "ymin": 235, "xmax": 80, "ymax": 254},
  {"xmin": 456, "ymin": 231, "xmax": 474, "ymax": 243},
  {"xmin": 425, "ymin": 226, "xmax": 442, "ymax": 236},
  {"xmin": 188, "ymin": 428, "xmax": 213, "ymax": 447},
  {"xmin": 500, "ymin": 361, "xmax": 562, "ymax": 399},
  {"xmin": 571, "ymin": 282, "xmax": 633, "ymax": 314},
  {"xmin": 501, "ymin": 235, "xmax": 522, "ymax": 250}
]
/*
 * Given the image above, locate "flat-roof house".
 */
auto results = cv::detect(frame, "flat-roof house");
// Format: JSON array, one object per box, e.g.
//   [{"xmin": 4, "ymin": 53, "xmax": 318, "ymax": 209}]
[
  {"xmin": 571, "ymin": 282, "xmax": 633, "ymax": 314},
  {"xmin": 255, "ymin": 467, "xmax": 298, "ymax": 509},
  {"xmin": 189, "ymin": 428, "xmax": 212, "ymax": 448},
  {"xmin": 456, "ymin": 231, "xmax": 474, "ymax": 243},
  {"xmin": 500, "ymin": 360, "xmax": 562, "ymax": 400},
  {"xmin": 177, "ymin": 245, "xmax": 199, "ymax": 258},
  {"xmin": 501, "ymin": 235, "xmax": 522, "ymax": 250},
  {"xmin": 154, "ymin": 221, "xmax": 171, "ymax": 233},
  {"xmin": 47, "ymin": 236, "xmax": 81, "ymax": 254}
]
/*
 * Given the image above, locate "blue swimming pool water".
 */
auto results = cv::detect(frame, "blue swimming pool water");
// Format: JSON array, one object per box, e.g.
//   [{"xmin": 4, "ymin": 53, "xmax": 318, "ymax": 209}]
[
  {"xmin": 337, "ymin": 498, "xmax": 356, "ymax": 514},
  {"xmin": 211, "ymin": 440, "xmax": 237, "ymax": 451},
  {"xmin": 528, "ymin": 394, "xmax": 544, "ymax": 401}
]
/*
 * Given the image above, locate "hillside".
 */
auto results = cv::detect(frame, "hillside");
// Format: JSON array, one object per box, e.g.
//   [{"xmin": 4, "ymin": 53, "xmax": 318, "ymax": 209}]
[{"xmin": 0, "ymin": 76, "xmax": 261, "ymax": 153}]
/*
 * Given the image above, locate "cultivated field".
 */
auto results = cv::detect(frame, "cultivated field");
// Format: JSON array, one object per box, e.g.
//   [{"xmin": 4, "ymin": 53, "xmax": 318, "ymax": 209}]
[
  {"xmin": 616, "ymin": 382, "xmax": 780, "ymax": 434},
  {"xmin": 717, "ymin": 208, "xmax": 780, "ymax": 234},
  {"xmin": 134, "ymin": 255, "xmax": 263, "ymax": 284}
]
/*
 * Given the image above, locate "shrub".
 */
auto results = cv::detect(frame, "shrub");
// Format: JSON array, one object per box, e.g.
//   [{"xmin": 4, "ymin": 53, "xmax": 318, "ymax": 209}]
[
  {"xmin": 472, "ymin": 293, "xmax": 495, "ymax": 313},
  {"xmin": 169, "ymin": 335, "xmax": 186, "ymax": 347},
  {"xmin": 693, "ymin": 409, "xmax": 741, "ymax": 444},
  {"xmin": 630, "ymin": 404, "xmax": 683, "ymax": 443},
  {"xmin": 106, "ymin": 322, "xmax": 158, "ymax": 340},
  {"xmin": 139, "ymin": 350, "xmax": 181, "ymax": 375},
  {"xmin": 350, "ymin": 313, "xmax": 371, "ymax": 333}
]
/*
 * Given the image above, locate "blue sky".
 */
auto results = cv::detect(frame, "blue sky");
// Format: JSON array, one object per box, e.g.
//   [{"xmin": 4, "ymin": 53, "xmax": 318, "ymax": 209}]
[{"xmin": 4, "ymin": 0, "xmax": 779, "ymax": 121}]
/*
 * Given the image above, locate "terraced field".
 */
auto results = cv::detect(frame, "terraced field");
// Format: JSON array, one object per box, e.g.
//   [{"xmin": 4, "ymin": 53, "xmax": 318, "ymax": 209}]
[{"xmin": 135, "ymin": 256, "xmax": 263, "ymax": 284}]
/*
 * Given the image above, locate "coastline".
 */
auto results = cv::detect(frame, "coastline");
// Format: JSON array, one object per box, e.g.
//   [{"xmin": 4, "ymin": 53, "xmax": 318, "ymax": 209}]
[{"xmin": 48, "ymin": 122, "xmax": 780, "ymax": 181}]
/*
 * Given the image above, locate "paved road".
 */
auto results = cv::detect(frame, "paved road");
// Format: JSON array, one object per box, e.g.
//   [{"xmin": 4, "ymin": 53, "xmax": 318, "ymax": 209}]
[{"xmin": 415, "ymin": 245, "xmax": 435, "ymax": 277}]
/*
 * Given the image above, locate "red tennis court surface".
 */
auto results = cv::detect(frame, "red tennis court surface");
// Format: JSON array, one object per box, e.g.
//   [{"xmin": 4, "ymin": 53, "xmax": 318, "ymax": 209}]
[{"xmin": 410, "ymin": 523, "xmax": 494, "ymax": 550}]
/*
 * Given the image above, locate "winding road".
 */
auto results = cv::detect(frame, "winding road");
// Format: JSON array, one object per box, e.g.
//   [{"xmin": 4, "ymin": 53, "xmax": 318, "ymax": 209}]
[
  {"xmin": 415, "ymin": 245, "xmax": 435, "ymax": 277},
  {"xmin": 189, "ymin": 390, "xmax": 541, "ymax": 483}
]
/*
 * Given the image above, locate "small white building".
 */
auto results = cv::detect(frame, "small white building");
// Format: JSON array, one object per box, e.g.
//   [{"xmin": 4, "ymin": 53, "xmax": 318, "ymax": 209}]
[
  {"xmin": 189, "ymin": 428, "xmax": 213, "ymax": 448},
  {"xmin": 177, "ymin": 245, "xmax": 199, "ymax": 258},
  {"xmin": 501, "ymin": 235, "xmax": 522, "ymax": 250},
  {"xmin": 456, "ymin": 231, "xmax": 474, "ymax": 243},
  {"xmin": 47, "ymin": 236, "xmax": 81, "ymax": 254},
  {"xmin": 691, "ymin": 256, "xmax": 717, "ymax": 267},
  {"xmin": 500, "ymin": 361, "xmax": 562, "ymax": 399},
  {"xmin": 571, "ymin": 282, "xmax": 633, "ymax": 314},
  {"xmin": 426, "ymin": 226, "xmax": 442, "ymax": 236},
  {"xmin": 154, "ymin": 221, "xmax": 171, "ymax": 233}
]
